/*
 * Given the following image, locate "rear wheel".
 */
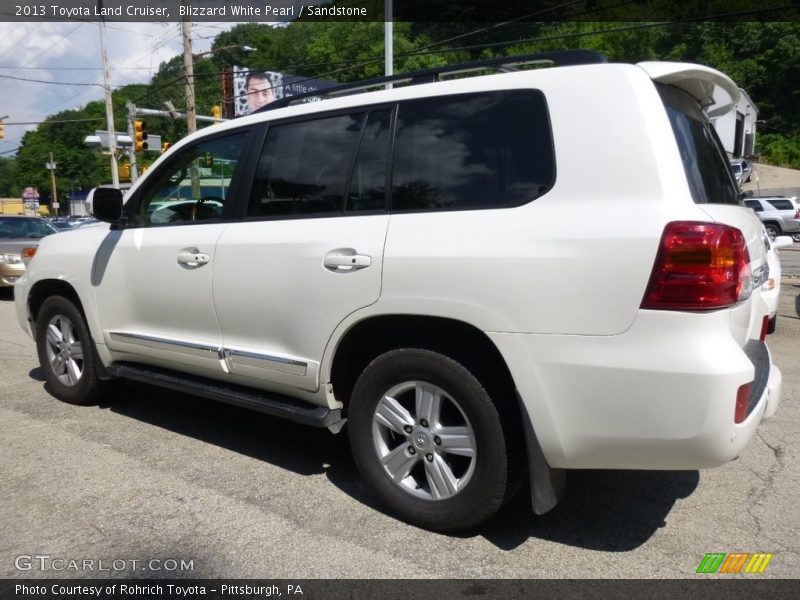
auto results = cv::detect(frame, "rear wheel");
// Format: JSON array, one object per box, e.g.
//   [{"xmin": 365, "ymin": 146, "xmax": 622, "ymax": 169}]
[
  {"xmin": 348, "ymin": 348, "xmax": 514, "ymax": 531},
  {"xmin": 35, "ymin": 296, "xmax": 108, "ymax": 405}
]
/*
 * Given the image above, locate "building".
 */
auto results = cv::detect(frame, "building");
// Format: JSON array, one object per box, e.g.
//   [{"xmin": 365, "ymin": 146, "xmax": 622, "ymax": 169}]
[{"xmin": 713, "ymin": 87, "xmax": 758, "ymax": 159}]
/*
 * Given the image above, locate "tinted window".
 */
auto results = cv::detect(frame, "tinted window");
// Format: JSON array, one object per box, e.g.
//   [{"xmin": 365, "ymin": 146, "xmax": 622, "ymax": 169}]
[
  {"xmin": 767, "ymin": 199, "xmax": 793, "ymax": 210},
  {"xmin": 346, "ymin": 109, "xmax": 392, "ymax": 212},
  {"xmin": 660, "ymin": 85, "xmax": 740, "ymax": 206},
  {"xmin": 248, "ymin": 113, "xmax": 364, "ymax": 217},
  {"xmin": 130, "ymin": 132, "xmax": 248, "ymax": 226},
  {"xmin": 391, "ymin": 91, "xmax": 554, "ymax": 212}
]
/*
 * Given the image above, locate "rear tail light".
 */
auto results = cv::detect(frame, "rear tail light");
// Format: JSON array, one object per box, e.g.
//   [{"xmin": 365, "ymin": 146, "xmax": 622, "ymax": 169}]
[
  {"xmin": 794, "ymin": 209, "xmax": 800, "ymax": 219},
  {"xmin": 641, "ymin": 222, "xmax": 751, "ymax": 311},
  {"xmin": 735, "ymin": 383, "xmax": 752, "ymax": 424},
  {"xmin": 760, "ymin": 315, "xmax": 769, "ymax": 341}
]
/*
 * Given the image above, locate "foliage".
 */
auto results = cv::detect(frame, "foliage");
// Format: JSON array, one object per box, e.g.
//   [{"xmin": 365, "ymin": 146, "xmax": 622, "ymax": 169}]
[{"xmin": 757, "ymin": 134, "xmax": 800, "ymax": 169}]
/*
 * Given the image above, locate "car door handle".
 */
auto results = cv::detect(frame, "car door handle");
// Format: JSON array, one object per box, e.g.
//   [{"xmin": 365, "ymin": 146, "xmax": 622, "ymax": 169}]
[
  {"xmin": 323, "ymin": 250, "xmax": 372, "ymax": 272},
  {"xmin": 177, "ymin": 249, "xmax": 210, "ymax": 268}
]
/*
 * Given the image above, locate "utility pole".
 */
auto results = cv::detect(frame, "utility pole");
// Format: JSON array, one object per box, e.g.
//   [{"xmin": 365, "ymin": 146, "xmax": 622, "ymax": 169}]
[
  {"xmin": 99, "ymin": 18, "xmax": 120, "ymax": 188},
  {"xmin": 126, "ymin": 102, "xmax": 139, "ymax": 183},
  {"xmin": 385, "ymin": 0, "xmax": 393, "ymax": 89},
  {"xmin": 46, "ymin": 153, "xmax": 58, "ymax": 217},
  {"xmin": 182, "ymin": 1, "xmax": 196, "ymax": 134}
]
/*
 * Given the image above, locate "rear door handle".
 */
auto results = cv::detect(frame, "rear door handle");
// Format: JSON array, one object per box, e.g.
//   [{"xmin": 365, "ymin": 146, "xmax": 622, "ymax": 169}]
[
  {"xmin": 177, "ymin": 249, "xmax": 210, "ymax": 268},
  {"xmin": 323, "ymin": 249, "xmax": 372, "ymax": 272}
]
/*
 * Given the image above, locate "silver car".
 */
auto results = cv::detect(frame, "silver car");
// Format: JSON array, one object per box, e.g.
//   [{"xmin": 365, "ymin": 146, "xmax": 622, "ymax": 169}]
[{"xmin": 0, "ymin": 215, "xmax": 58, "ymax": 287}]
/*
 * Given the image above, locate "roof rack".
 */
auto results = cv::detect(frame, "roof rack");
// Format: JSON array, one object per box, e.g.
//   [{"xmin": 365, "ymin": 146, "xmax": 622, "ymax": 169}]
[{"xmin": 257, "ymin": 49, "xmax": 607, "ymax": 112}]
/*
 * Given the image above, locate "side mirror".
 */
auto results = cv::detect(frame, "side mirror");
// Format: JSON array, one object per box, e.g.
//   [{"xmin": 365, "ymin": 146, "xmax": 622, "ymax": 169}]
[
  {"xmin": 86, "ymin": 187, "xmax": 123, "ymax": 224},
  {"xmin": 772, "ymin": 236, "xmax": 794, "ymax": 250}
]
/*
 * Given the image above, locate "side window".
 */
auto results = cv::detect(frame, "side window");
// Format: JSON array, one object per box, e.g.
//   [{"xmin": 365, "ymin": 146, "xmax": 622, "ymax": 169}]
[
  {"xmin": 248, "ymin": 113, "xmax": 365, "ymax": 218},
  {"xmin": 768, "ymin": 199, "xmax": 791, "ymax": 210},
  {"xmin": 346, "ymin": 109, "xmax": 392, "ymax": 212},
  {"xmin": 129, "ymin": 131, "xmax": 247, "ymax": 227},
  {"xmin": 391, "ymin": 91, "xmax": 555, "ymax": 212}
]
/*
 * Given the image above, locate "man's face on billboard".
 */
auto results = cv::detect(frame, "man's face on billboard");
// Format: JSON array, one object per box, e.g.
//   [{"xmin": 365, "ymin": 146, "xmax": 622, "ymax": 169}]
[{"xmin": 246, "ymin": 74, "xmax": 274, "ymax": 112}]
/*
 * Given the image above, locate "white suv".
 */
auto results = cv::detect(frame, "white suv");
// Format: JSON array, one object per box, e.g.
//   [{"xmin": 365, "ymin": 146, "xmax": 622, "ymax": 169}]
[{"xmin": 15, "ymin": 51, "xmax": 783, "ymax": 531}]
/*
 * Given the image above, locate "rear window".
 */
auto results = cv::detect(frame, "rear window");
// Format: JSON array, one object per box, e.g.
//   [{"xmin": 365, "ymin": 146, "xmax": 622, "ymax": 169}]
[{"xmin": 659, "ymin": 85, "xmax": 740, "ymax": 206}]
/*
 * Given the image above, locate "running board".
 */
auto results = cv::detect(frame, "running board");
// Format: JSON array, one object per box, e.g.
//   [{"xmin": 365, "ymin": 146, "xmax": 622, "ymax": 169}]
[{"xmin": 108, "ymin": 362, "xmax": 341, "ymax": 429}]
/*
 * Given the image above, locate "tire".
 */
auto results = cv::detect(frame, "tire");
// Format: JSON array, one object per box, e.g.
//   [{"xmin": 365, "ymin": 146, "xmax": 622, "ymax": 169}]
[
  {"xmin": 767, "ymin": 315, "xmax": 777, "ymax": 334},
  {"xmin": 792, "ymin": 233, "xmax": 800, "ymax": 243},
  {"xmin": 763, "ymin": 223, "xmax": 781, "ymax": 240},
  {"xmin": 35, "ymin": 296, "xmax": 108, "ymax": 405},
  {"xmin": 348, "ymin": 348, "xmax": 514, "ymax": 532}
]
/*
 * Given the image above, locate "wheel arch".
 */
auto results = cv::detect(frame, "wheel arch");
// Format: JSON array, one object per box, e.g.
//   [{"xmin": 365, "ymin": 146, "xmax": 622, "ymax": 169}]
[
  {"xmin": 329, "ymin": 314, "xmax": 517, "ymax": 415},
  {"xmin": 26, "ymin": 279, "xmax": 111, "ymax": 380}
]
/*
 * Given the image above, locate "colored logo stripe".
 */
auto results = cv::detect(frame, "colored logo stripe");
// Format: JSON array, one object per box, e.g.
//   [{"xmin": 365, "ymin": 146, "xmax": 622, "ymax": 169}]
[
  {"xmin": 745, "ymin": 553, "xmax": 773, "ymax": 573},
  {"xmin": 697, "ymin": 553, "xmax": 726, "ymax": 573},
  {"xmin": 697, "ymin": 553, "xmax": 773, "ymax": 574}
]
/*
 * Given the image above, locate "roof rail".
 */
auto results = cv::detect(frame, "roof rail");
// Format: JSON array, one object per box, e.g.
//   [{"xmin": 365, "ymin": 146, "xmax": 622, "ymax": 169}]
[{"xmin": 256, "ymin": 49, "xmax": 606, "ymax": 113}]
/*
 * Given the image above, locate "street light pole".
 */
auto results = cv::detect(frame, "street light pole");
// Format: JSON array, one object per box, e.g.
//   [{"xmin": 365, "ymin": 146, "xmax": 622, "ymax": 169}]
[
  {"xmin": 99, "ymin": 20, "xmax": 120, "ymax": 188},
  {"xmin": 182, "ymin": 1, "xmax": 197, "ymax": 135}
]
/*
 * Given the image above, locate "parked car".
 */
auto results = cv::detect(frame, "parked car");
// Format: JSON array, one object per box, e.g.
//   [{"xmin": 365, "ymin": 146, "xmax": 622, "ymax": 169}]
[
  {"xmin": 761, "ymin": 229, "xmax": 793, "ymax": 333},
  {"xmin": 0, "ymin": 215, "xmax": 58, "ymax": 287},
  {"xmin": 729, "ymin": 158, "xmax": 751, "ymax": 185},
  {"xmin": 763, "ymin": 196, "xmax": 800, "ymax": 242},
  {"xmin": 14, "ymin": 52, "xmax": 782, "ymax": 531},
  {"xmin": 744, "ymin": 196, "xmax": 800, "ymax": 239}
]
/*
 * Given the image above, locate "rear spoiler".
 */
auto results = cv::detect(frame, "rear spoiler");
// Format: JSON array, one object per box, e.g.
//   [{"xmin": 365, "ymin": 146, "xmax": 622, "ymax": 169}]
[{"xmin": 637, "ymin": 62, "xmax": 740, "ymax": 118}]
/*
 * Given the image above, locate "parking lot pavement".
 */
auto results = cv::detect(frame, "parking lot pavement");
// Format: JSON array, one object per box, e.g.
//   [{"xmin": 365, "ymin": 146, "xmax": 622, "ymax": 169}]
[{"xmin": 0, "ymin": 285, "xmax": 798, "ymax": 579}]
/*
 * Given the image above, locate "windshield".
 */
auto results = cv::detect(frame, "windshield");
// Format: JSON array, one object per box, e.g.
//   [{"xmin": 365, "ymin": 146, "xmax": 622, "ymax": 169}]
[
  {"xmin": 0, "ymin": 217, "xmax": 58, "ymax": 239},
  {"xmin": 659, "ymin": 85, "xmax": 741, "ymax": 206}
]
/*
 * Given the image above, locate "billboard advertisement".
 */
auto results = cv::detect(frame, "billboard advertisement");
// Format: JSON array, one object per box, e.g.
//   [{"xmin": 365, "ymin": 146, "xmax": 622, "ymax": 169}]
[{"xmin": 232, "ymin": 67, "xmax": 335, "ymax": 116}]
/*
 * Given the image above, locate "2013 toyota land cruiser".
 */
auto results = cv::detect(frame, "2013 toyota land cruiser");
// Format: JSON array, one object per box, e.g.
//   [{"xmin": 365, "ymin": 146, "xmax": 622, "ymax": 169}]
[{"xmin": 15, "ymin": 51, "xmax": 782, "ymax": 531}]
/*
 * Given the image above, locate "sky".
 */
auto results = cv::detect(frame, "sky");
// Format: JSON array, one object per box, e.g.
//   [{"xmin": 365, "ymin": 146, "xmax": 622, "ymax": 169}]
[{"xmin": 0, "ymin": 21, "xmax": 238, "ymax": 157}]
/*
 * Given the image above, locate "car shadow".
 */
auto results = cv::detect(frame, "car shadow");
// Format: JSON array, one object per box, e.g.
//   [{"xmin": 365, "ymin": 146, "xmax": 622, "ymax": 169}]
[
  {"xmin": 0, "ymin": 287, "xmax": 13, "ymax": 302},
  {"xmin": 105, "ymin": 381, "xmax": 697, "ymax": 551}
]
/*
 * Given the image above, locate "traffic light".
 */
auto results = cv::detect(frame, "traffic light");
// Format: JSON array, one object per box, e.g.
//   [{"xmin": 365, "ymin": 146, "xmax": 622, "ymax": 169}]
[
  {"xmin": 134, "ymin": 120, "xmax": 148, "ymax": 152},
  {"xmin": 118, "ymin": 163, "xmax": 131, "ymax": 180},
  {"xmin": 0, "ymin": 119, "xmax": 4, "ymax": 140},
  {"xmin": 161, "ymin": 141, "xmax": 171, "ymax": 154},
  {"xmin": 211, "ymin": 105, "xmax": 222, "ymax": 120}
]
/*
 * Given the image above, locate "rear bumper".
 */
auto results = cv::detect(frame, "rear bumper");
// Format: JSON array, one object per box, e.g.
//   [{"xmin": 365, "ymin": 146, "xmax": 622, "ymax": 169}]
[{"xmin": 489, "ymin": 309, "xmax": 782, "ymax": 470}]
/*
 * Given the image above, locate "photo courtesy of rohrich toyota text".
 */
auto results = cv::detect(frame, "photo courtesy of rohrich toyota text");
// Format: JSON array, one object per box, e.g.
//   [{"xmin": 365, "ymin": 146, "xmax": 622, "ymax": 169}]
[{"xmin": 1, "ymin": 1, "xmax": 799, "ymax": 599}]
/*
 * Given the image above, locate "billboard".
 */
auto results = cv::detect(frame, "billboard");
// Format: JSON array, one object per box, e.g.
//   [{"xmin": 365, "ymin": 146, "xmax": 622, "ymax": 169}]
[{"xmin": 232, "ymin": 67, "xmax": 335, "ymax": 117}]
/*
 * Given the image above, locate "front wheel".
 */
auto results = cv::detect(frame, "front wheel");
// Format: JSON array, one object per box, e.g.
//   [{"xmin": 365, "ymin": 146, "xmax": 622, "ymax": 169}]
[
  {"xmin": 348, "ymin": 348, "xmax": 515, "ymax": 531},
  {"xmin": 35, "ymin": 296, "xmax": 108, "ymax": 405}
]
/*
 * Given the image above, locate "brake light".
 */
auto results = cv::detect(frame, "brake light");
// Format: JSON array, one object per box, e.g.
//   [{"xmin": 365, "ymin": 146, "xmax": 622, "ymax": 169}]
[
  {"xmin": 794, "ymin": 209, "xmax": 800, "ymax": 219},
  {"xmin": 760, "ymin": 315, "xmax": 769, "ymax": 341},
  {"xmin": 641, "ymin": 222, "xmax": 751, "ymax": 311}
]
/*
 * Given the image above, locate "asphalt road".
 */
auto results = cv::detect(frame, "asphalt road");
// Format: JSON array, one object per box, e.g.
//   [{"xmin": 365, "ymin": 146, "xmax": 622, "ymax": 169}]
[{"xmin": 0, "ymin": 280, "xmax": 798, "ymax": 580}]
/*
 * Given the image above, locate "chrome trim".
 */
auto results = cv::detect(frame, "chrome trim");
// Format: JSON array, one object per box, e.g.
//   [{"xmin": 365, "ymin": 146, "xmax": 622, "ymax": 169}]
[
  {"xmin": 108, "ymin": 332, "xmax": 221, "ymax": 359},
  {"xmin": 752, "ymin": 263, "xmax": 770, "ymax": 289},
  {"xmin": 227, "ymin": 348, "xmax": 308, "ymax": 377}
]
